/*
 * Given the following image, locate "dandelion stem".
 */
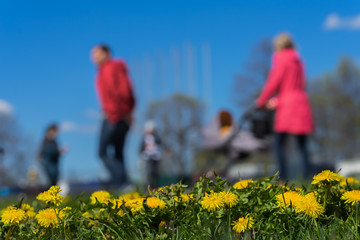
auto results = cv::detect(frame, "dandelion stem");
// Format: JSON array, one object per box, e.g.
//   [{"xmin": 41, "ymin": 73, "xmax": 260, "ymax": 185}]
[
  {"xmin": 212, "ymin": 212, "xmax": 216, "ymax": 238},
  {"xmin": 312, "ymin": 218, "xmax": 320, "ymax": 239},
  {"xmin": 323, "ymin": 186, "xmax": 329, "ymax": 209},
  {"xmin": 227, "ymin": 208, "xmax": 231, "ymax": 238},
  {"xmin": 5, "ymin": 225, "xmax": 14, "ymax": 240},
  {"xmin": 356, "ymin": 202, "xmax": 359, "ymax": 237}
]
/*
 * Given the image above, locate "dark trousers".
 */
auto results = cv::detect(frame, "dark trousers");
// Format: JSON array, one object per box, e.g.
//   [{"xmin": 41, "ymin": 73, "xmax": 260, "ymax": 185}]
[
  {"xmin": 42, "ymin": 160, "xmax": 58, "ymax": 186},
  {"xmin": 146, "ymin": 159, "xmax": 159, "ymax": 188},
  {"xmin": 275, "ymin": 133, "xmax": 311, "ymax": 180},
  {"xmin": 98, "ymin": 118, "xmax": 129, "ymax": 186}
]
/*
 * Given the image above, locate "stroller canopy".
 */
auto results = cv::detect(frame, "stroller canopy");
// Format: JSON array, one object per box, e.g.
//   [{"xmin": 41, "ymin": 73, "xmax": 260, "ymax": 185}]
[{"xmin": 202, "ymin": 110, "xmax": 268, "ymax": 153}]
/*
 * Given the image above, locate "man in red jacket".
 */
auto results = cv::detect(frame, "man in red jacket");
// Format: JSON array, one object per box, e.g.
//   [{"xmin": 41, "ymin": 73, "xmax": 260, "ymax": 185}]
[{"xmin": 91, "ymin": 45, "xmax": 135, "ymax": 187}]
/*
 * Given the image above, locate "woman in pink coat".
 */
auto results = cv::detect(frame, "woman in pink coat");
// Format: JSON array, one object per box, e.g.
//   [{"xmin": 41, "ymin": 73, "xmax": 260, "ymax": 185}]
[{"xmin": 256, "ymin": 33, "xmax": 314, "ymax": 180}]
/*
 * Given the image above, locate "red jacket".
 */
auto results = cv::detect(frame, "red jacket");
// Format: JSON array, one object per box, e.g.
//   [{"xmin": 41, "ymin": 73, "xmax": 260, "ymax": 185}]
[
  {"xmin": 256, "ymin": 49, "xmax": 314, "ymax": 135},
  {"xmin": 95, "ymin": 59, "xmax": 135, "ymax": 123}
]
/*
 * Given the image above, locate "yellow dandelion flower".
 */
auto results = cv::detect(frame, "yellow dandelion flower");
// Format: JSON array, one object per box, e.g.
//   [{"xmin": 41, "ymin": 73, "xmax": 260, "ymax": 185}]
[
  {"xmin": 125, "ymin": 198, "xmax": 144, "ymax": 213},
  {"xmin": 1, "ymin": 206, "xmax": 26, "ymax": 225},
  {"xmin": 305, "ymin": 192, "xmax": 319, "ymax": 201},
  {"xmin": 341, "ymin": 190, "xmax": 360, "ymax": 205},
  {"xmin": 156, "ymin": 186, "xmax": 172, "ymax": 194},
  {"xmin": 340, "ymin": 177, "xmax": 359, "ymax": 187},
  {"xmin": 312, "ymin": 170, "xmax": 342, "ymax": 185},
  {"xmin": 118, "ymin": 209, "xmax": 126, "ymax": 217},
  {"xmin": 82, "ymin": 211, "xmax": 92, "ymax": 218},
  {"xmin": 37, "ymin": 186, "xmax": 63, "ymax": 206},
  {"xmin": 118, "ymin": 192, "xmax": 141, "ymax": 201},
  {"xmin": 36, "ymin": 208, "xmax": 60, "ymax": 228},
  {"xmin": 280, "ymin": 185, "xmax": 290, "ymax": 191},
  {"xmin": 147, "ymin": 197, "xmax": 167, "ymax": 209},
  {"xmin": 276, "ymin": 191, "xmax": 302, "ymax": 208},
  {"xmin": 220, "ymin": 191, "xmax": 238, "ymax": 208},
  {"xmin": 21, "ymin": 203, "xmax": 32, "ymax": 211},
  {"xmin": 48, "ymin": 186, "xmax": 62, "ymax": 194},
  {"xmin": 233, "ymin": 179, "xmax": 254, "ymax": 190},
  {"xmin": 90, "ymin": 190, "xmax": 111, "ymax": 204},
  {"xmin": 232, "ymin": 215, "xmax": 254, "ymax": 234},
  {"xmin": 201, "ymin": 192, "xmax": 224, "ymax": 212},
  {"xmin": 295, "ymin": 193, "xmax": 324, "ymax": 218},
  {"xmin": 21, "ymin": 204, "xmax": 36, "ymax": 219},
  {"xmin": 174, "ymin": 194, "xmax": 194, "ymax": 203},
  {"xmin": 81, "ymin": 211, "xmax": 97, "ymax": 226},
  {"xmin": 107, "ymin": 199, "xmax": 124, "ymax": 209},
  {"xmin": 59, "ymin": 207, "xmax": 72, "ymax": 219},
  {"xmin": 159, "ymin": 221, "xmax": 166, "ymax": 227}
]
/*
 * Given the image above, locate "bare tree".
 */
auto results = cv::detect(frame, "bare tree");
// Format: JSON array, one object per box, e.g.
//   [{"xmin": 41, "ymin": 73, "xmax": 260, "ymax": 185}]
[
  {"xmin": 146, "ymin": 94, "xmax": 204, "ymax": 176},
  {"xmin": 0, "ymin": 113, "xmax": 33, "ymax": 185},
  {"xmin": 233, "ymin": 38, "xmax": 272, "ymax": 108},
  {"xmin": 309, "ymin": 57, "xmax": 360, "ymax": 162}
]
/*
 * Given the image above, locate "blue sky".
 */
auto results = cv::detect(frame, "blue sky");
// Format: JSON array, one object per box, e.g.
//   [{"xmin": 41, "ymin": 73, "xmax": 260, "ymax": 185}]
[{"xmin": 1, "ymin": 0, "xmax": 359, "ymax": 181}]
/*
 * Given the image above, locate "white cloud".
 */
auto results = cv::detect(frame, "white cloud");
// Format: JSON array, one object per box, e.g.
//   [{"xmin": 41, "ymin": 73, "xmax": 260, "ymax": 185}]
[
  {"xmin": 60, "ymin": 121, "xmax": 97, "ymax": 134},
  {"xmin": 84, "ymin": 108, "xmax": 102, "ymax": 120},
  {"xmin": 0, "ymin": 99, "xmax": 14, "ymax": 116},
  {"xmin": 324, "ymin": 13, "xmax": 360, "ymax": 30}
]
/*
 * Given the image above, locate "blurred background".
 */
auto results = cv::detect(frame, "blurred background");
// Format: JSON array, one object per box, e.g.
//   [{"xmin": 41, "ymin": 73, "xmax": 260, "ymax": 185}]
[{"xmin": 1, "ymin": 0, "xmax": 360, "ymax": 193}]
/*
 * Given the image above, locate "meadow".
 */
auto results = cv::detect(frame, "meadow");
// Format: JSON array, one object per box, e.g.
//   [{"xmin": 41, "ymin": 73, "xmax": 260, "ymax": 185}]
[{"xmin": 1, "ymin": 170, "xmax": 360, "ymax": 239}]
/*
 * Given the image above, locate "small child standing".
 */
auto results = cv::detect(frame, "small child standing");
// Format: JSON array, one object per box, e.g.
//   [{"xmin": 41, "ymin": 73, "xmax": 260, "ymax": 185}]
[{"xmin": 140, "ymin": 121, "xmax": 162, "ymax": 188}]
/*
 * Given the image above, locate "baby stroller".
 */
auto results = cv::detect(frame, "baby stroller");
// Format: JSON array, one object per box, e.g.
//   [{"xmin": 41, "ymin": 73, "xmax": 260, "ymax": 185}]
[{"xmin": 200, "ymin": 107, "xmax": 274, "ymax": 178}]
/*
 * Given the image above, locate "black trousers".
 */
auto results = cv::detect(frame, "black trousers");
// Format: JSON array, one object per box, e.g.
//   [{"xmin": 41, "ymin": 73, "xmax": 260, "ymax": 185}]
[
  {"xmin": 98, "ymin": 118, "xmax": 129, "ymax": 186},
  {"xmin": 275, "ymin": 133, "xmax": 311, "ymax": 180},
  {"xmin": 146, "ymin": 159, "xmax": 159, "ymax": 188}
]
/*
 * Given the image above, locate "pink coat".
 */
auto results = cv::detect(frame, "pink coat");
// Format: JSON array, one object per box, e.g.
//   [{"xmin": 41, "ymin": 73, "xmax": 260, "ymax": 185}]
[{"xmin": 256, "ymin": 49, "xmax": 314, "ymax": 135}]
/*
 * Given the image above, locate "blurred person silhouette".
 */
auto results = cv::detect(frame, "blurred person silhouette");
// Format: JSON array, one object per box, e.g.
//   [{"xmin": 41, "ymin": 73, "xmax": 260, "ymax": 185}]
[
  {"xmin": 256, "ymin": 33, "xmax": 314, "ymax": 180},
  {"xmin": 38, "ymin": 124, "xmax": 66, "ymax": 187},
  {"xmin": 140, "ymin": 120, "xmax": 162, "ymax": 189},
  {"xmin": 91, "ymin": 44, "xmax": 136, "ymax": 187}
]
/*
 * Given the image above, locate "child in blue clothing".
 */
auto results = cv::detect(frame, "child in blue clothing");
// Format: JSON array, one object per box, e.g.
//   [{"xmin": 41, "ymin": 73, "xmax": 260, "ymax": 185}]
[{"xmin": 38, "ymin": 124, "xmax": 66, "ymax": 186}]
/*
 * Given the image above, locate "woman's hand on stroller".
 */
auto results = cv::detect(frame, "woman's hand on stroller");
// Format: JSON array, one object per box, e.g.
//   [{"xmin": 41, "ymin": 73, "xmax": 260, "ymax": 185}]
[{"xmin": 265, "ymin": 97, "xmax": 278, "ymax": 110}]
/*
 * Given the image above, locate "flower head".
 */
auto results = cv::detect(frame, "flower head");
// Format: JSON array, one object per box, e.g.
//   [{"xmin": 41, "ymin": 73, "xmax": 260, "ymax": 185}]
[
  {"xmin": 107, "ymin": 199, "xmax": 125, "ymax": 209},
  {"xmin": 341, "ymin": 190, "xmax": 360, "ymax": 205},
  {"xmin": 232, "ymin": 215, "xmax": 254, "ymax": 234},
  {"xmin": 147, "ymin": 197, "xmax": 167, "ymax": 209},
  {"xmin": 118, "ymin": 192, "xmax": 141, "ymax": 201},
  {"xmin": 90, "ymin": 190, "xmax": 111, "ymax": 204},
  {"xmin": 125, "ymin": 198, "xmax": 144, "ymax": 213},
  {"xmin": 156, "ymin": 186, "xmax": 174, "ymax": 194},
  {"xmin": 1, "ymin": 206, "xmax": 26, "ymax": 225},
  {"xmin": 295, "ymin": 193, "xmax": 324, "ymax": 218},
  {"xmin": 21, "ymin": 204, "xmax": 36, "ymax": 219},
  {"xmin": 159, "ymin": 220, "xmax": 166, "ymax": 228},
  {"xmin": 118, "ymin": 209, "xmax": 126, "ymax": 217},
  {"xmin": 233, "ymin": 179, "xmax": 254, "ymax": 190},
  {"xmin": 340, "ymin": 177, "xmax": 359, "ymax": 187},
  {"xmin": 220, "ymin": 191, "xmax": 238, "ymax": 208},
  {"xmin": 59, "ymin": 207, "xmax": 72, "ymax": 219},
  {"xmin": 276, "ymin": 191, "xmax": 302, "ymax": 208},
  {"xmin": 174, "ymin": 194, "xmax": 194, "ymax": 203},
  {"xmin": 200, "ymin": 192, "xmax": 224, "ymax": 212},
  {"xmin": 37, "ymin": 186, "xmax": 63, "ymax": 206},
  {"xmin": 36, "ymin": 208, "xmax": 60, "ymax": 228},
  {"xmin": 312, "ymin": 170, "xmax": 342, "ymax": 185}
]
